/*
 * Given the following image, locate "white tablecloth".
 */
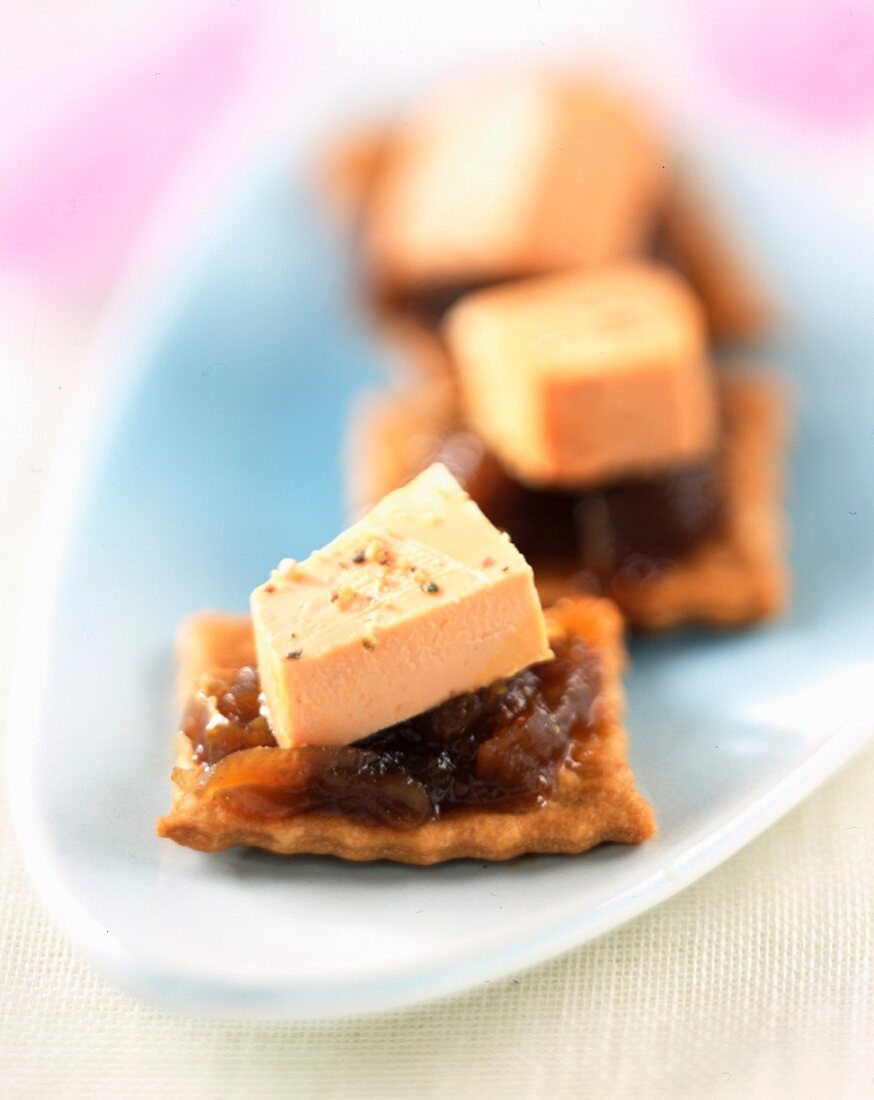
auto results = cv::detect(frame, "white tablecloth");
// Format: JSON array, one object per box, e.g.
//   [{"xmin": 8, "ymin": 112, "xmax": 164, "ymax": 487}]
[{"xmin": 2, "ymin": 743, "xmax": 872, "ymax": 1099}]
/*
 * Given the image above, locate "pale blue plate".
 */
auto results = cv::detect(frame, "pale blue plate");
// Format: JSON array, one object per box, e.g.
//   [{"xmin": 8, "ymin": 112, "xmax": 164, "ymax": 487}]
[{"xmin": 7, "ymin": 147, "xmax": 874, "ymax": 1019}]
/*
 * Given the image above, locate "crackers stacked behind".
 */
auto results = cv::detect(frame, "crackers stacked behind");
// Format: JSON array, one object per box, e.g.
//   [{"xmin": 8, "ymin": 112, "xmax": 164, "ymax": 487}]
[
  {"xmin": 333, "ymin": 72, "xmax": 787, "ymax": 631},
  {"xmin": 324, "ymin": 73, "xmax": 769, "ymax": 360}
]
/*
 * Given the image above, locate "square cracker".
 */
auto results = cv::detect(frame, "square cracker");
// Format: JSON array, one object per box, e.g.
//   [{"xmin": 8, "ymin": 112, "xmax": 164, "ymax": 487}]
[
  {"xmin": 658, "ymin": 179, "xmax": 771, "ymax": 345},
  {"xmin": 175, "ymin": 611, "xmax": 252, "ymax": 709},
  {"xmin": 346, "ymin": 372, "xmax": 788, "ymax": 630},
  {"xmin": 157, "ymin": 597, "xmax": 655, "ymax": 863}
]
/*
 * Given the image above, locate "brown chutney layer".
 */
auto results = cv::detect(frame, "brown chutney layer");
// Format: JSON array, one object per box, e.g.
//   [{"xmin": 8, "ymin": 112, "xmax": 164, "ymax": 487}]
[
  {"xmin": 433, "ymin": 428, "xmax": 726, "ymax": 587},
  {"xmin": 177, "ymin": 633, "xmax": 602, "ymax": 831}
]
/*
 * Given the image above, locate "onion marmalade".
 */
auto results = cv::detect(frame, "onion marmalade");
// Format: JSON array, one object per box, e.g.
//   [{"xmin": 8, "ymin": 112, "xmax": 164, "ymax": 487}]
[
  {"xmin": 435, "ymin": 429, "xmax": 724, "ymax": 579},
  {"xmin": 180, "ymin": 636, "xmax": 600, "ymax": 830},
  {"xmin": 182, "ymin": 667, "xmax": 274, "ymax": 766},
  {"xmin": 389, "ymin": 280, "xmax": 495, "ymax": 327}
]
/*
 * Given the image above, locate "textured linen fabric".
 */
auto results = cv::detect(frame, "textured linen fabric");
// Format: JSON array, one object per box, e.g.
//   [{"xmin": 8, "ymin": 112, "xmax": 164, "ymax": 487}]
[{"xmin": 1, "ymin": 744, "xmax": 872, "ymax": 1100}]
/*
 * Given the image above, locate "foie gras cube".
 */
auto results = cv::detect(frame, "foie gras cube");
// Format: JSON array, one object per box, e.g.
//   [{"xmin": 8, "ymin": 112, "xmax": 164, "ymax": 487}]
[
  {"xmin": 445, "ymin": 261, "xmax": 718, "ymax": 488},
  {"xmin": 251, "ymin": 464, "xmax": 551, "ymax": 748},
  {"xmin": 364, "ymin": 77, "xmax": 667, "ymax": 300}
]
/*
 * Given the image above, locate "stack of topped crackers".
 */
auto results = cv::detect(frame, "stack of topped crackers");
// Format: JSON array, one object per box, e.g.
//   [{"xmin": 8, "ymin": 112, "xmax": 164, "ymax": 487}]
[{"xmin": 330, "ymin": 72, "xmax": 787, "ymax": 631}]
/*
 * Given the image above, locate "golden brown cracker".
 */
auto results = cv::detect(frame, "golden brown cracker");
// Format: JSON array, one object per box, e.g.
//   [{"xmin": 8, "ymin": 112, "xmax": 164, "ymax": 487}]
[
  {"xmin": 175, "ymin": 612, "xmax": 253, "ymax": 708},
  {"xmin": 660, "ymin": 178, "xmax": 771, "ymax": 344},
  {"xmin": 158, "ymin": 597, "xmax": 655, "ymax": 862},
  {"xmin": 345, "ymin": 375, "xmax": 458, "ymax": 518}
]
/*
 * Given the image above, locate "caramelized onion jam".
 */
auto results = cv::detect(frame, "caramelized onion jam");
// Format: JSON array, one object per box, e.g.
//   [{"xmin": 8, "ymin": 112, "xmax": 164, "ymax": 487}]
[
  {"xmin": 434, "ymin": 429, "xmax": 725, "ymax": 583},
  {"xmin": 383, "ymin": 280, "xmax": 496, "ymax": 329},
  {"xmin": 177, "ymin": 635, "xmax": 601, "ymax": 830}
]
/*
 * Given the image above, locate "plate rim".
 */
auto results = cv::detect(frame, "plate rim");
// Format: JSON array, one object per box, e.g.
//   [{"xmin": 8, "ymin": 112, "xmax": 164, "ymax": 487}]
[{"xmin": 6, "ymin": 148, "xmax": 874, "ymax": 1022}]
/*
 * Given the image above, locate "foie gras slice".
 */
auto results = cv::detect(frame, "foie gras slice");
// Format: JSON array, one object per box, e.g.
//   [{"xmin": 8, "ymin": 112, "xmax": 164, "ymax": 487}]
[
  {"xmin": 364, "ymin": 76, "xmax": 666, "ymax": 299},
  {"xmin": 250, "ymin": 463, "xmax": 551, "ymax": 748},
  {"xmin": 445, "ymin": 261, "xmax": 718, "ymax": 488}
]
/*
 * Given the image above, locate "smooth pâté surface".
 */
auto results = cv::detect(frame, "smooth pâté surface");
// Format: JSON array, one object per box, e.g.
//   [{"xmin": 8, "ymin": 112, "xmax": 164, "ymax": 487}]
[
  {"xmin": 364, "ymin": 77, "xmax": 666, "ymax": 295},
  {"xmin": 250, "ymin": 464, "xmax": 550, "ymax": 748},
  {"xmin": 446, "ymin": 261, "xmax": 717, "ymax": 488}
]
